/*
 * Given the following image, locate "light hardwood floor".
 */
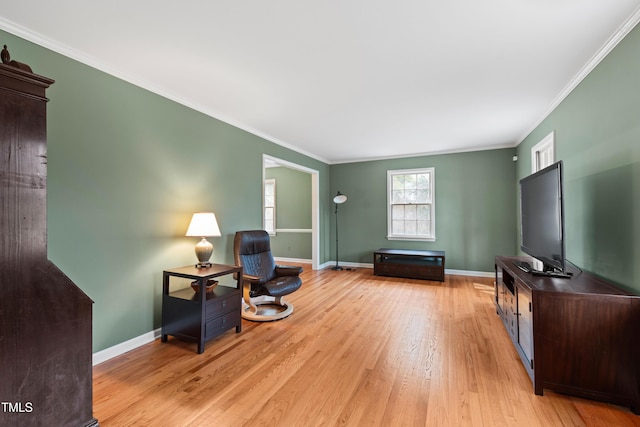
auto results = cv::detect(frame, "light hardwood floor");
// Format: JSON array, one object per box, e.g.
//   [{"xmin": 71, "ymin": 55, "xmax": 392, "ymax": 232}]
[{"xmin": 93, "ymin": 266, "xmax": 640, "ymax": 426}]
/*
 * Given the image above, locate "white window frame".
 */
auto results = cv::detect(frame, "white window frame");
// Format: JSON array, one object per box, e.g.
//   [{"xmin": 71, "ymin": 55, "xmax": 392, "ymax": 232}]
[
  {"xmin": 531, "ymin": 131, "xmax": 555, "ymax": 173},
  {"xmin": 264, "ymin": 178, "xmax": 276, "ymax": 235},
  {"xmin": 387, "ymin": 167, "xmax": 435, "ymax": 241}
]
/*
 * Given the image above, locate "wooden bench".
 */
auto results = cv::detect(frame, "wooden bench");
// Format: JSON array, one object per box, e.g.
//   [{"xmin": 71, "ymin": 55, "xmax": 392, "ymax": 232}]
[{"xmin": 373, "ymin": 248, "xmax": 445, "ymax": 281}]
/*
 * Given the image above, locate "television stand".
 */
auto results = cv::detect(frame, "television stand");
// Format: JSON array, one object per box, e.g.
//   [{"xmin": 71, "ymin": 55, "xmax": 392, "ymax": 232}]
[{"xmin": 495, "ymin": 256, "xmax": 640, "ymax": 414}]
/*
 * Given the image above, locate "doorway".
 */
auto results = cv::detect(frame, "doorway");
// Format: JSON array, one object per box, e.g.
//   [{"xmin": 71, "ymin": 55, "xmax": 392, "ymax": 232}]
[{"xmin": 262, "ymin": 155, "xmax": 319, "ymax": 270}]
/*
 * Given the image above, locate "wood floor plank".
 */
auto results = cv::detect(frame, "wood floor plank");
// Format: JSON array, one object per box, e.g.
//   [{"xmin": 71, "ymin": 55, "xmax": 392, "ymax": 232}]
[{"xmin": 93, "ymin": 266, "xmax": 640, "ymax": 426}]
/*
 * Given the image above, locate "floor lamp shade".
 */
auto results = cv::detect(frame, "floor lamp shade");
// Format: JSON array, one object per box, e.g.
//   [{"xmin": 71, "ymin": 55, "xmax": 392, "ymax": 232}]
[
  {"xmin": 333, "ymin": 191, "xmax": 347, "ymax": 204},
  {"xmin": 186, "ymin": 212, "xmax": 221, "ymax": 268}
]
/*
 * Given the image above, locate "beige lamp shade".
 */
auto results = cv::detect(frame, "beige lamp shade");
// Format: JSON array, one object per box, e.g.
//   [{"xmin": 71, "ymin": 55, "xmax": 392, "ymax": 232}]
[
  {"xmin": 186, "ymin": 212, "xmax": 221, "ymax": 268},
  {"xmin": 186, "ymin": 212, "xmax": 221, "ymax": 237}
]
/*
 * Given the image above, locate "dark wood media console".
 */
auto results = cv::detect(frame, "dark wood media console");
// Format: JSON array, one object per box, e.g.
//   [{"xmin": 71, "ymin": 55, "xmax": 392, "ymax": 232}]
[
  {"xmin": 495, "ymin": 256, "xmax": 640, "ymax": 413},
  {"xmin": 374, "ymin": 248, "xmax": 445, "ymax": 281}
]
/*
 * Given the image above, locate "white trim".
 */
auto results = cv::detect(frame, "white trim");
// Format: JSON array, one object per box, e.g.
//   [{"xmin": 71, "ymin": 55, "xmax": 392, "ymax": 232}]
[
  {"xmin": 319, "ymin": 260, "xmax": 336, "ymax": 270},
  {"xmin": 0, "ymin": 18, "xmax": 332, "ymax": 165},
  {"xmin": 2, "ymin": 8, "xmax": 640, "ymax": 165},
  {"xmin": 517, "ymin": 5, "xmax": 640, "ymax": 145},
  {"xmin": 275, "ymin": 228, "xmax": 313, "ymax": 233},
  {"xmin": 319, "ymin": 262, "xmax": 494, "ymax": 278},
  {"xmin": 263, "ymin": 155, "xmax": 320, "ymax": 270},
  {"xmin": 0, "ymin": 16, "xmax": 506, "ymax": 166},
  {"xmin": 445, "ymin": 269, "xmax": 495, "ymax": 278},
  {"xmin": 323, "ymin": 261, "xmax": 370, "ymax": 269},
  {"xmin": 387, "ymin": 236, "xmax": 436, "ymax": 242},
  {"xmin": 262, "ymin": 155, "xmax": 318, "ymax": 176},
  {"xmin": 330, "ymin": 142, "xmax": 515, "ymax": 165},
  {"xmin": 92, "ymin": 329, "xmax": 160, "ymax": 366},
  {"xmin": 318, "ymin": 260, "xmax": 365, "ymax": 270},
  {"xmin": 274, "ymin": 257, "xmax": 311, "ymax": 264},
  {"xmin": 387, "ymin": 167, "xmax": 435, "ymax": 241}
]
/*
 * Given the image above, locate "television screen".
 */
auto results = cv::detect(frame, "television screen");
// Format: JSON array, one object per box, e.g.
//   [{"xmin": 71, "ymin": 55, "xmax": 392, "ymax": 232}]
[{"xmin": 520, "ymin": 161, "xmax": 565, "ymax": 273}]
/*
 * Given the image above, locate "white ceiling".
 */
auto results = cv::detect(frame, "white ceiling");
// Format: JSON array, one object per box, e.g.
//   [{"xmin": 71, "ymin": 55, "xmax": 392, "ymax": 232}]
[{"xmin": 2, "ymin": 1, "xmax": 640, "ymax": 164}]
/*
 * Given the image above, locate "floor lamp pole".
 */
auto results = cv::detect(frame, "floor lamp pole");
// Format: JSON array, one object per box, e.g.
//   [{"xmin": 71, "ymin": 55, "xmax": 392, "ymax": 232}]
[
  {"xmin": 333, "ymin": 202, "xmax": 342, "ymax": 271},
  {"xmin": 332, "ymin": 191, "xmax": 347, "ymax": 271}
]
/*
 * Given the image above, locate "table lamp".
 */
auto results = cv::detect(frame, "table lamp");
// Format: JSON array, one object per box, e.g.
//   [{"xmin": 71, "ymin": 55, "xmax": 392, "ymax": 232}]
[{"xmin": 185, "ymin": 212, "xmax": 221, "ymax": 268}]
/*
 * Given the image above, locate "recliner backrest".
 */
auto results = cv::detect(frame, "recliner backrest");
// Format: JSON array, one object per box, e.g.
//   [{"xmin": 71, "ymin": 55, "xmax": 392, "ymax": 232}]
[{"xmin": 234, "ymin": 230, "xmax": 277, "ymax": 281}]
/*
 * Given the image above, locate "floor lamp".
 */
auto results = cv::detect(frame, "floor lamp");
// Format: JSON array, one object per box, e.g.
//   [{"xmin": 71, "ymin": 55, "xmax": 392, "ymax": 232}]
[{"xmin": 332, "ymin": 191, "xmax": 347, "ymax": 271}]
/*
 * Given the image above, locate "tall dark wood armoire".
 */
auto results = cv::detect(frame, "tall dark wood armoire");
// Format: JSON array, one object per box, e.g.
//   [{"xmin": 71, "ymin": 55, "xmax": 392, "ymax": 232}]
[{"xmin": 0, "ymin": 47, "xmax": 98, "ymax": 426}]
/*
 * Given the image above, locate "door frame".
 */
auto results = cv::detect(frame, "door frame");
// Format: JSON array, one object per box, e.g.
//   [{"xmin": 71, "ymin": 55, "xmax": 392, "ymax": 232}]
[{"xmin": 262, "ymin": 154, "xmax": 319, "ymax": 270}]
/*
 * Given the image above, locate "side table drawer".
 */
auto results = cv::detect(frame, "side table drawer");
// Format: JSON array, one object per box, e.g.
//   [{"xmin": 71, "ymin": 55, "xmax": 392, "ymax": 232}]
[
  {"xmin": 205, "ymin": 290, "xmax": 241, "ymax": 319},
  {"xmin": 205, "ymin": 310, "xmax": 241, "ymax": 339}
]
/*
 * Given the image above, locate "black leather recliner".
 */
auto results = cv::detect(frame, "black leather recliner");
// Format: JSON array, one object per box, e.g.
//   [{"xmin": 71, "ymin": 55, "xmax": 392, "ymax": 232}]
[{"xmin": 234, "ymin": 230, "xmax": 302, "ymax": 321}]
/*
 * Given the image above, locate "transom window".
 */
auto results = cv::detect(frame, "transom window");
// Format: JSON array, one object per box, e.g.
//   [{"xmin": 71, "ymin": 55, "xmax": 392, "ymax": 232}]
[
  {"xmin": 264, "ymin": 178, "xmax": 276, "ymax": 235},
  {"xmin": 387, "ymin": 168, "xmax": 435, "ymax": 241},
  {"xmin": 531, "ymin": 131, "xmax": 555, "ymax": 173}
]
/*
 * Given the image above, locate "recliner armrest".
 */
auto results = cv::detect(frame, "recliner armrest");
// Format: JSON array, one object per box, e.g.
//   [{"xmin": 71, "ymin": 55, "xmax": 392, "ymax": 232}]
[
  {"xmin": 243, "ymin": 274, "xmax": 267, "ymax": 284},
  {"xmin": 275, "ymin": 265, "xmax": 303, "ymax": 277}
]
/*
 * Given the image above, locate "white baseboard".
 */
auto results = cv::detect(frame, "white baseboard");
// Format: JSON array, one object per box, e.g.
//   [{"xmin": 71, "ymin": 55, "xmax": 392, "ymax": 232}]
[
  {"xmin": 322, "ymin": 261, "xmax": 494, "ymax": 277},
  {"xmin": 320, "ymin": 261, "xmax": 369, "ymax": 270},
  {"xmin": 273, "ymin": 257, "xmax": 311, "ymax": 264},
  {"xmin": 93, "ymin": 329, "xmax": 161, "ymax": 366},
  {"xmin": 445, "ymin": 269, "xmax": 494, "ymax": 278}
]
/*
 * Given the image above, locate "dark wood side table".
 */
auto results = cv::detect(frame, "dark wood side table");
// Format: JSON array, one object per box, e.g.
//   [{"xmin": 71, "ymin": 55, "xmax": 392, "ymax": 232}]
[{"xmin": 161, "ymin": 264, "xmax": 243, "ymax": 353}]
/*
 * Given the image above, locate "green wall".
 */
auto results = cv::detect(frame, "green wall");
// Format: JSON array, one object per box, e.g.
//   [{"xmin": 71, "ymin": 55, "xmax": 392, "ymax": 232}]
[
  {"xmin": 0, "ymin": 29, "xmax": 331, "ymax": 352},
  {"xmin": 329, "ymin": 148, "xmax": 518, "ymax": 272},
  {"xmin": 265, "ymin": 166, "xmax": 313, "ymax": 259},
  {"xmin": 517, "ymin": 23, "xmax": 640, "ymax": 293}
]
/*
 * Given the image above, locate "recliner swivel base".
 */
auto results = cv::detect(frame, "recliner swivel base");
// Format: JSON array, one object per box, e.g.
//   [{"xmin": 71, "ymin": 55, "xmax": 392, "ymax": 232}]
[{"xmin": 242, "ymin": 295, "xmax": 294, "ymax": 322}]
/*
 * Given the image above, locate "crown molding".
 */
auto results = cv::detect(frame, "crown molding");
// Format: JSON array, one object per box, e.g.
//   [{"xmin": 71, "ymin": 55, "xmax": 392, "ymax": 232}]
[
  {"xmin": 3, "ymin": 8, "xmax": 640, "ymax": 165},
  {"xmin": 329, "ymin": 142, "xmax": 517, "ymax": 165},
  {"xmin": 0, "ymin": 17, "xmax": 331, "ymax": 165},
  {"xmin": 517, "ymin": 5, "xmax": 640, "ymax": 145}
]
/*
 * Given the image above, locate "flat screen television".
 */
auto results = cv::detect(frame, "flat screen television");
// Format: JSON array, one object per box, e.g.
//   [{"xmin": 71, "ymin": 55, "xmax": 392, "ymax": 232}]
[{"xmin": 519, "ymin": 160, "xmax": 566, "ymax": 274}]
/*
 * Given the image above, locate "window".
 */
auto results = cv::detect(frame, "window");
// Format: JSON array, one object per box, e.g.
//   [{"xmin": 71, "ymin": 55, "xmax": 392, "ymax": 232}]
[
  {"xmin": 387, "ymin": 168, "xmax": 435, "ymax": 241},
  {"xmin": 531, "ymin": 131, "xmax": 555, "ymax": 173},
  {"xmin": 264, "ymin": 179, "xmax": 276, "ymax": 234}
]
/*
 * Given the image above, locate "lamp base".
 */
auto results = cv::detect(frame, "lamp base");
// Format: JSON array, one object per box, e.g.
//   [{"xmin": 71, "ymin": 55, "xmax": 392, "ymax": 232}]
[
  {"xmin": 331, "ymin": 265, "xmax": 344, "ymax": 271},
  {"xmin": 194, "ymin": 237, "xmax": 214, "ymax": 268}
]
